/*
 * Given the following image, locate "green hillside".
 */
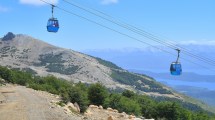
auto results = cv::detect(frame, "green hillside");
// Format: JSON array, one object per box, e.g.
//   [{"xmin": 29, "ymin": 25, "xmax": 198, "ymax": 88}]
[
  {"xmin": 94, "ymin": 57, "xmax": 215, "ymax": 114},
  {"xmin": 0, "ymin": 66, "xmax": 215, "ymax": 119}
]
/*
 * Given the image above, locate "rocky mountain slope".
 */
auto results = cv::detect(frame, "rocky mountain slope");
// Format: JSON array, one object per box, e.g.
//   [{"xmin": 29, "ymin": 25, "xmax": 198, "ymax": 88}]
[{"xmin": 0, "ymin": 32, "xmax": 180, "ymax": 98}]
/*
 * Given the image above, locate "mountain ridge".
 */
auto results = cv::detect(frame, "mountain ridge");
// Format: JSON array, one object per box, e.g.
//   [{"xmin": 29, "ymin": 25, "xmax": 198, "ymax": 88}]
[{"xmin": 0, "ymin": 32, "xmax": 177, "ymax": 98}]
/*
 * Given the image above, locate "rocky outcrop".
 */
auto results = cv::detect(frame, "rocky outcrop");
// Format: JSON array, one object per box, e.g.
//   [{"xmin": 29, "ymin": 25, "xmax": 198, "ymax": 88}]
[
  {"xmin": 2, "ymin": 32, "xmax": 15, "ymax": 41},
  {"xmin": 83, "ymin": 105, "xmax": 150, "ymax": 120}
]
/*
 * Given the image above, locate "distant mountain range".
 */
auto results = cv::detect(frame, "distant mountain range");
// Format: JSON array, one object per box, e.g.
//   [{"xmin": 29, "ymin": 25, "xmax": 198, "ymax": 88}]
[
  {"xmin": 129, "ymin": 70, "xmax": 215, "ymax": 83},
  {"xmin": 83, "ymin": 44, "xmax": 215, "ymax": 75}
]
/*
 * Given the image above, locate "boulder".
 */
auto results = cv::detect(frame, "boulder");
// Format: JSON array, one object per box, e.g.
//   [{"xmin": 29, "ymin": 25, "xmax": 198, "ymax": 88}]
[
  {"xmin": 67, "ymin": 102, "xmax": 80, "ymax": 113},
  {"xmin": 128, "ymin": 115, "xmax": 136, "ymax": 119},
  {"xmin": 119, "ymin": 113, "xmax": 125, "ymax": 118},
  {"xmin": 84, "ymin": 111, "xmax": 93, "ymax": 116},
  {"xmin": 113, "ymin": 109, "xmax": 118, "ymax": 113},
  {"xmin": 74, "ymin": 102, "xmax": 80, "ymax": 113},
  {"xmin": 134, "ymin": 118, "xmax": 143, "ymax": 120},
  {"xmin": 89, "ymin": 104, "xmax": 99, "ymax": 108},
  {"xmin": 107, "ymin": 107, "xmax": 113, "ymax": 112},
  {"xmin": 107, "ymin": 115, "xmax": 114, "ymax": 120},
  {"xmin": 99, "ymin": 105, "xmax": 103, "ymax": 109}
]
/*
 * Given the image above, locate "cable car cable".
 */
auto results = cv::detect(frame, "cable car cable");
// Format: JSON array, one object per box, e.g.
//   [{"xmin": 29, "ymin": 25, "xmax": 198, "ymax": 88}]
[
  {"xmin": 39, "ymin": 0, "xmax": 215, "ymax": 72},
  {"xmin": 62, "ymin": 0, "xmax": 215, "ymax": 66}
]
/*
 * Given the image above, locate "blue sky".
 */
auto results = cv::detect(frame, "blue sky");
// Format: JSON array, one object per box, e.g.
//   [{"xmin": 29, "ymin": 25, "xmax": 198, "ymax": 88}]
[{"xmin": 0, "ymin": 0, "xmax": 215, "ymax": 51}]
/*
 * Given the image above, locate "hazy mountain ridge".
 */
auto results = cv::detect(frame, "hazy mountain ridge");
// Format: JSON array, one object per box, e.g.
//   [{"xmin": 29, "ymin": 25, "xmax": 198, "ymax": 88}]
[
  {"xmin": 130, "ymin": 70, "xmax": 215, "ymax": 83},
  {"xmin": 0, "ymin": 32, "xmax": 177, "ymax": 98},
  {"xmin": 83, "ymin": 45, "xmax": 215, "ymax": 73}
]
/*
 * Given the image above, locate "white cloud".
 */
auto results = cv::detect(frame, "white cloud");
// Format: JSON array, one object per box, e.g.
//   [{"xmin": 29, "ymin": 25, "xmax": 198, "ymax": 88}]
[
  {"xmin": 0, "ymin": 6, "xmax": 9, "ymax": 12},
  {"xmin": 101, "ymin": 0, "xmax": 118, "ymax": 5},
  {"xmin": 19, "ymin": 0, "xmax": 58, "ymax": 6},
  {"xmin": 178, "ymin": 40, "xmax": 215, "ymax": 46}
]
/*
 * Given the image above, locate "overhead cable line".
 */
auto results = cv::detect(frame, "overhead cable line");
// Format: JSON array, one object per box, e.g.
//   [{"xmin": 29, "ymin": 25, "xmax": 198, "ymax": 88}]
[
  {"xmin": 39, "ymin": 0, "xmax": 174, "ymax": 55},
  {"xmin": 39, "ymin": 0, "xmax": 215, "ymax": 72},
  {"xmin": 62, "ymin": 0, "xmax": 215, "ymax": 66}
]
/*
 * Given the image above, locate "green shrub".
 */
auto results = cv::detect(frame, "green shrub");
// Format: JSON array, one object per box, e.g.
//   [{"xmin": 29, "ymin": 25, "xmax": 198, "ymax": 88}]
[
  {"xmin": 0, "ymin": 66, "xmax": 13, "ymax": 82},
  {"xmin": 105, "ymin": 94, "xmax": 141, "ymax": 116},
  {"xmin": 88, "ymin": 83, "xmax": 108, "ymax": 106},
  {"xmin": 68, "ymin": 86, "xmax": 89, "ymax": 113},
  {"xmin": 0, "ymin": 65, "xmax": 214, "ymax": 119},
  {"xmin": 122, "ymin": 90, "xmax": 136, "ymax": 98}
]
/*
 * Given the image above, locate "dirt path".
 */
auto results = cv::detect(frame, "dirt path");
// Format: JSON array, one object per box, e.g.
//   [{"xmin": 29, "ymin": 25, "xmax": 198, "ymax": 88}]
[
  {"xmin": 0, "ymin": 84, "xmax": 83, "ymax": 120},
  {"xmin": 0, "ymin": 84, "xmax": 146, "ymax": 120}
]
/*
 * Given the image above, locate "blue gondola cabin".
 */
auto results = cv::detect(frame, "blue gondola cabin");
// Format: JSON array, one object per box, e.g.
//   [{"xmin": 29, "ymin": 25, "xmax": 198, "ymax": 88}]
[
  {"xmin": 170, "ymin": 62, "xmax": 182, "ymax": 75},
  {"xmin": 47, "ymin": 18, "xmax": 59, "ymax": 32}
]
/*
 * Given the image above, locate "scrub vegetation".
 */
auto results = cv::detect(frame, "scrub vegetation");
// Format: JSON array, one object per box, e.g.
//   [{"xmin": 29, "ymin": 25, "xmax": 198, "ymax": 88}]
[{"xmin": 0, "ymin": 66, "xmax": 214, "ymax": 119}]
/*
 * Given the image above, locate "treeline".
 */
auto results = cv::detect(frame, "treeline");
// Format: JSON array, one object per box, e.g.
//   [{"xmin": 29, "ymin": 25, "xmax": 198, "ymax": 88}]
[
  {"xmin": 33, "ymin": 53, "xmax": 80, "ymax": 75},
  {"xmin": 111, "ymin": 69, "xmax": 172, "ymax": 94},
  {"xmin": 151, "ymin": 96, "xmax": 215, "ymax": 115},
  {"xmin": 0, "ymin": 66, "xmax": 214, "ymax": 120},
  {"xmin": 94, "ymin": 57, "xmax": 172, "ymax": 94}
]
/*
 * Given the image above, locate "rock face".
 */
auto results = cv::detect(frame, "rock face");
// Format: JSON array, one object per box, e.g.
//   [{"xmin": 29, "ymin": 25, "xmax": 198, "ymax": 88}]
[
  {"xmin": 2, "ymin": 32, "xmax": 15, "ymax": 41},
  {"xmin": 0, "ymin": 32, "xmax": 178, "ymax": 98}
]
